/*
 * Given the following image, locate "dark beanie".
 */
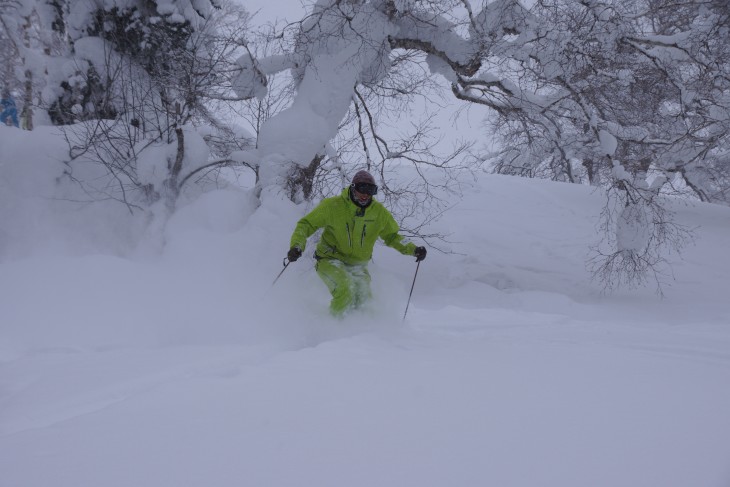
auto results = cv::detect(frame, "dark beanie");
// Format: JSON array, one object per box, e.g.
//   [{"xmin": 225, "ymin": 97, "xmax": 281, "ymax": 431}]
[{"xmin": 352, "ymin": 170, "xmax": 375, "ymax": 185}]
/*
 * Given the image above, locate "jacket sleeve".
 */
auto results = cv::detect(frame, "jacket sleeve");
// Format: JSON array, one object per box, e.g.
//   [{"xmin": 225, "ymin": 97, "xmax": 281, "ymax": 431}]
[
  {"xmin": 379, "ymin": 209, "xmax": 417, "ymax": 256},
  {"xmin": 289, "ymin": 201, "xmax": 329, "ymax": 251}
]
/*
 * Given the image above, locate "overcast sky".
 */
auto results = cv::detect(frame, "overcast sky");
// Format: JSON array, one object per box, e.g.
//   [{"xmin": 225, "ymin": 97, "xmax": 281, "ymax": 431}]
[{"xmin": 243, "ymin": 0, "xmax": 306, "ymax": 26}]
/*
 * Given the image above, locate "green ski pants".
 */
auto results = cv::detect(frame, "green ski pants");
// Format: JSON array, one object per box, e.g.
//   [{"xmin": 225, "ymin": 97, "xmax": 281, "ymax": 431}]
[{"xmin": 315, "ymin": 257, "xmax": 372, "ymax": 316}]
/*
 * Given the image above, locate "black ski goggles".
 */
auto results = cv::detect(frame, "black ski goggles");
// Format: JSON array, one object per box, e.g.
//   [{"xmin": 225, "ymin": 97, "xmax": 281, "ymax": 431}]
[{"xmin": 352, "ymin": 182, "xmax": 378, "ymax": 195}]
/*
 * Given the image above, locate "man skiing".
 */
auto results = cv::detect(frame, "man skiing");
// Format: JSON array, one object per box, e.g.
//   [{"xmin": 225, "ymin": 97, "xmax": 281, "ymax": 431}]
[{"xmin": 287, "ymin": 170, "xmax": 427, "ymax": 317}]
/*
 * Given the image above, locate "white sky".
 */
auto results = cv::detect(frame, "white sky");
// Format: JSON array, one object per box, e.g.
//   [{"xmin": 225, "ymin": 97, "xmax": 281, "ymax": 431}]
[{"xmin": 242, "ymin": 0, "xmax": 306, "ymax": 26}]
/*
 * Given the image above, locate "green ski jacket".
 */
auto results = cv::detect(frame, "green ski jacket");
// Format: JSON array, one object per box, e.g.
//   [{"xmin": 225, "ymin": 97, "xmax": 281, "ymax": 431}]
[{"xmin": 290, "ymin": 188, "xmax": 417, "ymax": 265}]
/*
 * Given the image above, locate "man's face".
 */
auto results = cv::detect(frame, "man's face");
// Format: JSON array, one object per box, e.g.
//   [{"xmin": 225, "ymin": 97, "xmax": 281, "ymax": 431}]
[
  {"xmin": 352, "ymin": 182, "xmax": 377, "ymax": 206},
  {"xmin": 353, "ymin": 188, "xmax": 372, "ymax": 206}
]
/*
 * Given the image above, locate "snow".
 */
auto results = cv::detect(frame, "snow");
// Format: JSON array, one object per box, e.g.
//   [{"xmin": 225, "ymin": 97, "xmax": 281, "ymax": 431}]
[
  {"xmin": 598, "ymin": 129, "xmax": 618, "ymax": 156},
  {"xmin": 135, "ymin": 124, "xmax": 212, "ymax": 185},
  {"xmin": 616, "ymin": 204, "xmax": 651, "ymax": 252},
  {"xmin": 2, "ymin": 124, "xmax": 730, "ymax": 486}
]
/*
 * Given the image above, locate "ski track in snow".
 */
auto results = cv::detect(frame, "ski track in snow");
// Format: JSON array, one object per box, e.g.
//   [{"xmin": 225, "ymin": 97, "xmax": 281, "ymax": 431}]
[
  {"xmin": 3, "ymin": 301, "xmax": 730, "ymax": 440},
  {"xmin": 4, "ymin": 303, "xmax": 730, "ymax": 487}
]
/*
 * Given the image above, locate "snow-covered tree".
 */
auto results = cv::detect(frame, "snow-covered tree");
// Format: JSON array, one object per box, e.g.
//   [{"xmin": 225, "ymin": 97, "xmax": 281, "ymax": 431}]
[
  {"xmin": 47, "ymin": 0, "xmax": 257, "ymax": 212},
  {"xmin": 230, "ymin": 6, "xmax": 475, "ymax": 239},
  {"xmin": 1, "ymin": 0, "xmax": 67, "ymax": 129},
  {"xmin": 477, "ymin": 0, "xmax": 730, "ymax": 289},
  {"xmin": 229, "ymin": 0, "xmax": 728, "ymax": 289},
  {"xmin": 46, "ymin": 0, "xmax": 222, "ymax": 123},
  {"xmin": 232, "ymin": 0, "xmax": 487, "ymax": 191}
]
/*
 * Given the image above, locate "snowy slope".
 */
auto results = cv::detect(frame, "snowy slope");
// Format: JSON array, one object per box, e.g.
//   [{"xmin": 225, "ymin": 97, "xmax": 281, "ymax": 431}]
[{"xmin": 2, "ymin": 127, "xmax": 730, "ymax": 486}]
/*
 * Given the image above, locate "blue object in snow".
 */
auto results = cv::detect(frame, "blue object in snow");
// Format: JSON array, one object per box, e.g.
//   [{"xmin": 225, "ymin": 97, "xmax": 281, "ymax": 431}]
[{"xmin": 1, "ymin": 95, "xmax": 20, "ymax": 127}]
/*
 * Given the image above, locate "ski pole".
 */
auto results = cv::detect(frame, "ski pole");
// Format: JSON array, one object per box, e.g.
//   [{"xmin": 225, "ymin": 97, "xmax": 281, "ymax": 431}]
[
  {"xmin": 403, "ymin": 261, "xmax": 421, "ymax": 321},
  {"xmin": 272, "ymin": 258, "xmax": 290, "ymax": 287}
]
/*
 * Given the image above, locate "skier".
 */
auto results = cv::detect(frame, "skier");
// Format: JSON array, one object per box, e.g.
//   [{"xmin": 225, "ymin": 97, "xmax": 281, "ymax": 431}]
[
  {"xmin": 0, "ymin": 89, "xmax": 19, "ymax": 128},
  {"xmin": 287, "ymin": 170, "xmax": 427, "ymax": 317}
]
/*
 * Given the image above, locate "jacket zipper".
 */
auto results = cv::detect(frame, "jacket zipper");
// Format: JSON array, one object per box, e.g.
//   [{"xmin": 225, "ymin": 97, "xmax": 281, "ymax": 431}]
[
  {"xmin": 346, "ymin": 222, "xmax": 352, "ymax": 247},
  {"xmin": 360, "ymin": 224, "xmax": 366, "ymax": 247}
]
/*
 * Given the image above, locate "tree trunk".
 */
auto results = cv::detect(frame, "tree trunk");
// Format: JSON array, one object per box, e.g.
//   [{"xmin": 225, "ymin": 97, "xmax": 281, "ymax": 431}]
[
  {"xmin": 286, "ymin": 154, "xmax": 325, "ymax": 202},
  {"xmin": 583, "ymin": 159, "xmax": 597, "ymax": 186},
  {"xmin": 162, "ymin": 126, "xmax": 185, "ymax": 211},
  {"xmin": 21, "ymin": 16, "xmax": 33, "ymax": 130}
]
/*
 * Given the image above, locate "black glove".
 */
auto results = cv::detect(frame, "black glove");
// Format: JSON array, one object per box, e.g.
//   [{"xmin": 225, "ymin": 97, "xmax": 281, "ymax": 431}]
[
  {"xmin": 287, "ymin": 246, "xmax": 302, "ymax": 262},
  {"xmin": 414, "ymin": 246, "xmax": 427, "ymax": 262}
]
